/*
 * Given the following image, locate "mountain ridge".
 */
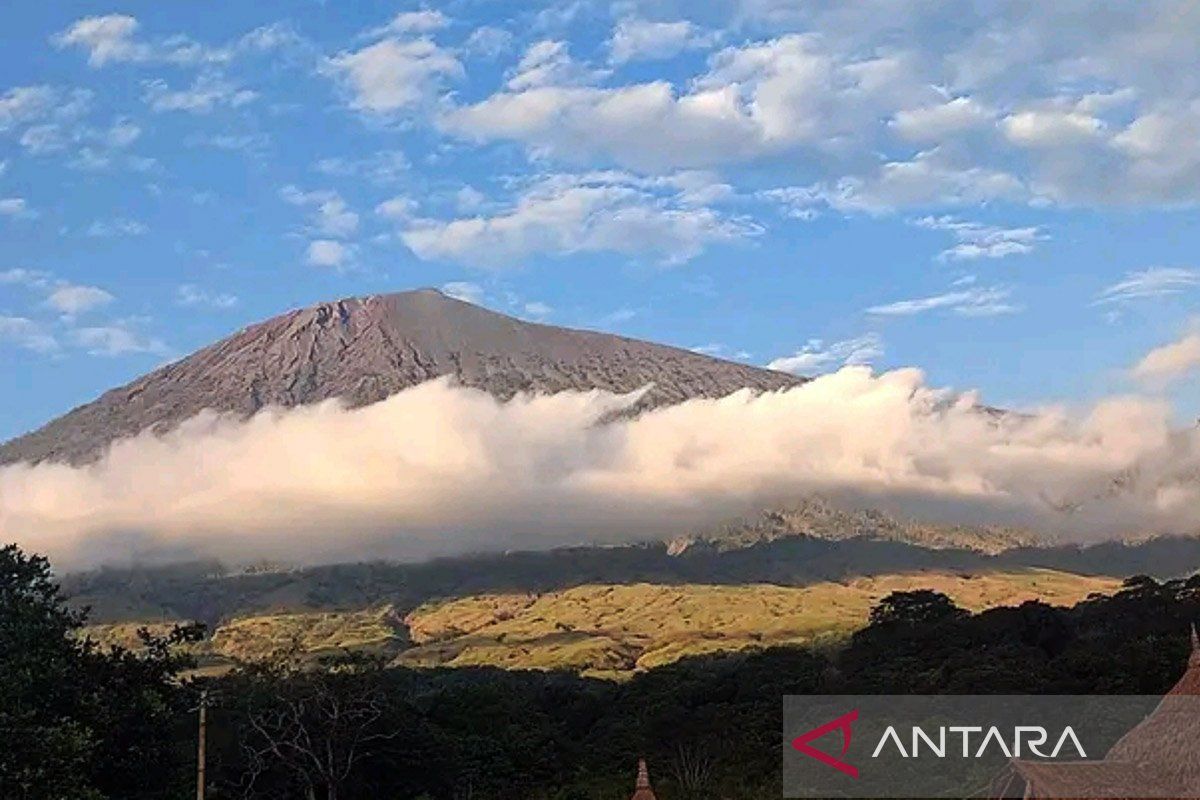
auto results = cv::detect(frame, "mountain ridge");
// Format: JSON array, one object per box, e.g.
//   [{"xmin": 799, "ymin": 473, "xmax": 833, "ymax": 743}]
[{"xmin": 0, "ymin": 288, "xmax": 803, "ymax": 466}]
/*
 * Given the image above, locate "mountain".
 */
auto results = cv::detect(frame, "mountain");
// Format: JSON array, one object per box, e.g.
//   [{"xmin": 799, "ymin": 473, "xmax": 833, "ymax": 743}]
[
  {"xmin": 0, "ymin": 288, "xmax": 803, "ymax": 466},
  {"xmin": 670, "ymin": 497, "xmax": 1045, "ymax": 556}
]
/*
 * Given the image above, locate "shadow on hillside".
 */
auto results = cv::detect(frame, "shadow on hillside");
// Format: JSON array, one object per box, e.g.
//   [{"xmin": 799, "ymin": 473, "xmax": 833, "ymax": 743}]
[{"xmin": 60, "ymin": 533, "xmax": 1200, "ymax": 626}]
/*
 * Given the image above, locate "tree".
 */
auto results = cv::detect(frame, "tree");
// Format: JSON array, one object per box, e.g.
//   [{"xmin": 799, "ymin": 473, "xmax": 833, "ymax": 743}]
[
  {"xmin": 0, "ymin": 544, "xmax": 200, "ymax": 799},
  {"xmin": 226, "ymin": 654, "xmax": 400, "ymax": 800},
  {"xmin": 868, "ymin": 590, "xmax": 968, "ymax": 627}
]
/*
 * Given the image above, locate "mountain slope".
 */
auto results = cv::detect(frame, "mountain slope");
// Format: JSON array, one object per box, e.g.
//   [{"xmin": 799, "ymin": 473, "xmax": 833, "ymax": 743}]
[{"xmin": 0, "ymin": 288, "xmax": 802, "ymax": 465}]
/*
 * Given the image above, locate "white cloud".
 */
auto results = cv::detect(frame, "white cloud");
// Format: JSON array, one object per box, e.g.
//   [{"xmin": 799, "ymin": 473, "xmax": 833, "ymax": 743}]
[
  {"xmin": 373, "ymin": 10, "xmax": 450, "ymax": 35},
  {"xmin": 867, "ymin": 284, "xmax": 1019, "ymax": 317},
  {"xmin": 396, "ymin": 172, "xmax": 759, "ymax": 268},
  {"xmin": 913, "ymin": 216, "xmax": 1043, "ymax": 261},
  {"xmin": 53, "ymin": 14, "xmax": 146, "ymax": 67},
  {"xmin": 0, "ymin": 198, "xmax": 33, "ymax": 218},
  {"xmin": 442, "ymin": 34, "xmax": 854, "ymax": 171},
  {"xmin": 105, "ymin": 118, "xmax": 141, "ymax": 148},
  {"xmin": 1003, "ymin": 109, "xmax": 1105, "ymax": 147},
  {"xmin": 433, "ymin": 4, "xmax": 1200, "ymax": 206},
  {"xmin": 464, "ymin": 26, "xmax": 513, "ymax": 59},
  {"xmin": 890, "ymin": 97, "xmax": 995, "ymax": 141},
  {"xmin": 1132, "ymin": 330, "xmax": 1200, "ymax": 384},
  {"xmin": 327, "ymin": 37, "xmax": 461, "ymax": 114},
  {"xmin": 54, "ymin": 13, "xmax": 305, "ymax": 69},
  {"xmin": 0, "ymin": 316, "xmax": 58, "ymax": 354},
  {"xmin": 1094, "ymin": 267, "xmax": 1200, "ymax": 305},
  {"xmin": 142, "ymin": 73, "xmax": 257, "ymax": 114},
  {"xmin": 86, "ymin": 218, "xmax": 148, "ymax": 237},
  {"xmin": 280, "ymin": 186, "xmax": 359, "ymax": 238},
  {"xmin": 440, "ymin": 281, "xmax": 486, "ymax": 304},
  {"xmin": 0, "ymin": 86, "xmax": 58, "ymax": 130},
  {"xmin": 455, "ymin": 186, "xmax": 486, "ymax": 211},
  {"xmin": 608, "ymin": 17, "xmax": 716, "ymax": 64},
  {"xmin": 523, "ymin": 301, "xmax": 553, "ymax": 319},
  {"xmin": 176, "ymin": 284, "xmax": 238, "ymax": 310},
  {"xmin": 11, "ymin": 371, "xmax": 1200, "ymax": 568},
  {"xmin": 506, "ymin": 40, "xmax": 606, "ymax": 91},
  {"xmin": 768, "ymin": 333, "xmax": 883, "ymax": 374},
  {"xmin": 375, "ymin": 195, "xmax": 419, "ymax": 221},
  {"xmin": 71, "ymin": 325, "xmax": 167, "ymax": 357},
  {"xmin": 0, "ymin": 268, "xmax": 51, "ymax": 288},
  {"xmin": 762, "ymin": 151, "xmax": 1027, "ymax": 218},
  {"xmin": 19, "ymin": 124, "xmax": 66, "ymax": 154},
  {"xmin": 46, "ymin": 284, "xmax": 114, "ymax": 315},
  {"xmin": 306, "ymin": 239, "xmax": 350, "ymax": 269},
  {"xmin": 52, "ymin": 13, "xmax": 237, "ymax": 67},
  {"xmin": 314, "ymin": 150, "xmax": 408, "ymax": 184}
]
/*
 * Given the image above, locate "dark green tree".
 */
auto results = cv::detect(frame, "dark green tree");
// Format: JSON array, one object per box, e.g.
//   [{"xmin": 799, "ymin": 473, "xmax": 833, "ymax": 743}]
[{"xmin": 0, "ymin": 544, "xmax": 200, "ymax": 799}]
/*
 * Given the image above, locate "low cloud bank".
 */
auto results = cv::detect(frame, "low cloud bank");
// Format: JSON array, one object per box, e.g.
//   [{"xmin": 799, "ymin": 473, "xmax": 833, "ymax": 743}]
[{"xmin": 2, "ymin": 368, "xmax": 1199, "ymax": 570}]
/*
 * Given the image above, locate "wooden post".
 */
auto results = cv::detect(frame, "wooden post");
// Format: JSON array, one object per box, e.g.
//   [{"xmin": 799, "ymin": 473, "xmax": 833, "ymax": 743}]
[{"xmin": 196, "ymin": 688, "xmax": 208, "ymax": 800}]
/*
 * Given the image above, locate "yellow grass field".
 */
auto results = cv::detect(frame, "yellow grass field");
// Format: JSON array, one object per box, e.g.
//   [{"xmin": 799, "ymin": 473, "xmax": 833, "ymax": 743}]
[
  {"xmin": 396, "ymin": 570, "xmax": 1120, "ymax": 677},
  {"xmin": 81, "ymin": 569, "xmax": 1119, "ymax": 678}
]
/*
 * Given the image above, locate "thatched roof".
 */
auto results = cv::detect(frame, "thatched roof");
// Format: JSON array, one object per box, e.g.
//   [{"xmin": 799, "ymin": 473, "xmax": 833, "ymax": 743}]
[
  {"xmin": 1008, "ymin": 760, "xmax": 1184, "ymax": 799},
  {"xmin": 1001, "ymin": 625, "xmax": 1200, "ymax": 799}
]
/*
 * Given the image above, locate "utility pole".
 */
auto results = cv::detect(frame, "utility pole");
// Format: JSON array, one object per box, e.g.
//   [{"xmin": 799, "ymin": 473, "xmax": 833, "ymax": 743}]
[{"xmin": 196, "ymin": 688, "xmax": 208, "ymax": 800}]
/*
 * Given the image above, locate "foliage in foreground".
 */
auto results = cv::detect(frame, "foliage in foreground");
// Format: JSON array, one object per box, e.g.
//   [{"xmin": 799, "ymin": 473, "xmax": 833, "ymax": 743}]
[
  {"xmin": 0, "ymin": 544, "xmax": 202, "ymax": 800},
  {"xmin": 2, "ymin": 542, "xmax": 1200, "ymax": 799}
]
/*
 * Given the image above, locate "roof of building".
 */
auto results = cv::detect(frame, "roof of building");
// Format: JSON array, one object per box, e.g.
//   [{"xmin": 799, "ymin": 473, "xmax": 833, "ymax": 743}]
[
  {"xmin": 1006, "ymin": 624, "xmax": 1200, "ymax": 799},
  {"xmin": 631, "ymin": 759, "xmax": 657, "ymax": 800}
]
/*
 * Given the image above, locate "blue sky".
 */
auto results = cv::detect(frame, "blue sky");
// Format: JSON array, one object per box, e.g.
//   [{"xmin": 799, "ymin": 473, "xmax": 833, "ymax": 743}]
[{"xmin": 3, "ymin": 0, "xmax": 1200, "ymax": 442}]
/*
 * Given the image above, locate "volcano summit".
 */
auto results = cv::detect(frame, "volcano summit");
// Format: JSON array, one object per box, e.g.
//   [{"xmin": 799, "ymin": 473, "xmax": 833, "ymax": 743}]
[{"xmin": 0, "ymin": 289, "xmax": 802, "ymax": 466}]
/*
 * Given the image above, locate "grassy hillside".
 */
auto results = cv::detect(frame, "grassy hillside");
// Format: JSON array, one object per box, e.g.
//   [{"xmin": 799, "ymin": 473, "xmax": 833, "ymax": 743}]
[
  {"xmin": 61, "ymin": 534, "xmax": 1200, "ymax": 629},
  {"xmin": 79, "ymin": 569, "xmax": 1118, "ymax": 678},
  {"xmin": 396, "ymin": 569, "xmax": 1119, "ymax": 677}
]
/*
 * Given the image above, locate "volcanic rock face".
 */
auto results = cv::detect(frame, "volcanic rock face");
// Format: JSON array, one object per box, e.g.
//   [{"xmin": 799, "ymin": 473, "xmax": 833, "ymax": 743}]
[{"xmin": 0, "ymin": 289, "xmax": 803, "ymax": 466}]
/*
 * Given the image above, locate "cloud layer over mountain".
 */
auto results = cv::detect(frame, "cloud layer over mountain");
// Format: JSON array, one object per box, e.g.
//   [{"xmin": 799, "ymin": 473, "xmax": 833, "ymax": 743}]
[{"xmin": 3, "ymin": 368, "xmax": 1199, "ymax": 570}]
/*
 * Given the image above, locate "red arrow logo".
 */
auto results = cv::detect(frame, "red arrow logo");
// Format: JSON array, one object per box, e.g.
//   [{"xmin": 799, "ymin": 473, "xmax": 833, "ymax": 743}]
[{"xmin": 791, "ymin": 709, "xmax": 860, "ymax": 778}]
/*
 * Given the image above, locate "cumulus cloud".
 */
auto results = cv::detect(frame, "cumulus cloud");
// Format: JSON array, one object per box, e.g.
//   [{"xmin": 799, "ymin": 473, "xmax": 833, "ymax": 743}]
[
  {"xmin": 71, "ymin": 325, "xmax": 168, "ymax": 357},
  {"xmin": 440, "ymin": 34, "xmax": 878, "ymax": 171},
  {"xmin": 890, "ymin": 97, "xmax": 995, "ymax": 142},
  {"xmin": 142, "ymin": 73, "xmax": 257, "ymax": 114},
  {"xmin": 1132, "ymin": 330, "xmax": 1200, "ymax": 384},
  {"xmin": 5, "ymin": 371, "xmax": 1200, "ymax": 569},
  {"xmin": 306, "ymin": 239, "xmax": 350, "ymax": 269},
  {"xmin": 53, "ymin": 13, "xmax": 299, "ymax": 67},
  {"xmin": 434, "ymin": 3, "xmax": 1200, "ymax": 206},
  {"xmin": 0, "ymin": 316, "xmax": 58, "ymax": 354},
  {"xmin": 371, "ymin": 10, "xmax": 450, "ymax": 36},
  {"xmin": 395, "ymin": 172, "xmax": 759, "ymax": 268},
  {"xmin": 768, "ymin": 333, "xmax": 883, "ymax": 374},
  {"xmin": 0, "ymin": 86, "xmax": 61, "ymax": 130},
  {"xmin": 46, "ymin": 284, "xmax": 114, "ymax": 315},
  {"xmin": 608, "ymin": 17, "xmax": 716, "ymax": 64},
  {"xmin": 280, "ymin": 186, "xmax": 359, "ymax": 238},
  {"xmin": 506, "ymin": 40, "xmax": 606, "ymax": 90},
  {"xmin": 327, "ymin": 37, "xmax": 461, "ymax": 114},
  {"xmin": 1003, "ymin": 109, "xmax": 1106, "ymax": 147},
  {"xmin": 464, "ymin": 26, "xmax": 513, "ymax": 59}
]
